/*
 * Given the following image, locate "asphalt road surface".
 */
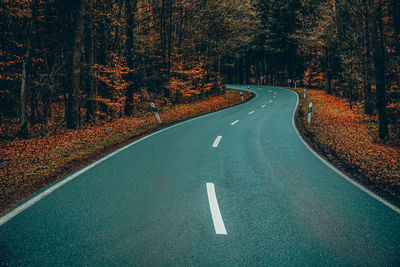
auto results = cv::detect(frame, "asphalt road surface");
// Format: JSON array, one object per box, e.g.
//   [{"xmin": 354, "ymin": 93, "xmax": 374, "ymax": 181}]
[{"xmin": 1, "ymin": 85, "xmax": 399, "ymax": 266}]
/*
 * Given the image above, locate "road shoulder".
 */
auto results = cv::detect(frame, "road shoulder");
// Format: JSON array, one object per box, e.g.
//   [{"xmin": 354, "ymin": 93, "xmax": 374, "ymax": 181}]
[{"xmin": 288, "ymin": 87, "xmax": 400, "ymax": 209}]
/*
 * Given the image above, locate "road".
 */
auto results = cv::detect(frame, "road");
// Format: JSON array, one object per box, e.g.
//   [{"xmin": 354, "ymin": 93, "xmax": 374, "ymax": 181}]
[{"xmin": 1, "ymin": 85, "xmax": 399, "ymax": 266}]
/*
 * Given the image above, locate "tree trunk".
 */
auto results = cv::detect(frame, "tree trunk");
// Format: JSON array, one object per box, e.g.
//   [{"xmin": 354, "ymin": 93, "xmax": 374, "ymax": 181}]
[
  {"xmin": 167, "ymin": 0, "xmax": 173, "ymax": 79},
  {"xmin": 217, "ymin": 54, "xmax": 221, "ymax": 87},
  {"xmin": 325, "ymin": 47, "xmax": 332, "ymax": 94},
  {"xmin": 66, "ymin": 0, "xmax": 86, "ymax": 129},
  {"xmin": 124, "ymin": 0, "xmax": 138, "ymax": 116},
  {"xmin": 362, "ymin": 0, "xmax": 373, "ymax": 115},
  {"xmin": 20, "ymin": 58, "xmax": 30, "ymax": 138},
  {"xmin": 370, "ymin": 0, "xmax": 389, "ymax": 140},
  {"xmin": 238, "ymin": 56, "xmax": 243, "ymax": 84},
  {"xmin": 390, "ymin": 0, "xmax": 400, "ymax": 88},
  {"xmin": 260, "ymin": 50, "xmax": 266, "ymax": 84},
  {"xmin": 255, "ymin": 52, "xmax": 260, "ymax": 84},
  {"xmin": 86, "ymin": 4, "xmax": 97, "ymax": 123},
  {"xmin": 244, "ymin": 53, "xmax": 249, "ymax": 84},
  {"xmin": 19, "ymin": 0, "xmax": 39, "ymax": 138},
  {"xmin": 234, "ymin": 57, "xmax": 239, "ymax": 83},
  {"xmin": 29, "ymin": 87, "xmax": 38, "ymax": 124}
]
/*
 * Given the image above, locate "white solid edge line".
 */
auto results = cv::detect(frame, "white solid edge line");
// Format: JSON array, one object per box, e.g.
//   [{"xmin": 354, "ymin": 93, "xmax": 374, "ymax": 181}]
[
  {"xmin": 286, "ymin": 88, "xmax": 400, "ymax": 214},
  {"xmin": 206, "ymin": 183, "xmax": 227, "ymax": 235},
  {"xmin": 249, "ymin": 111, "xmax": 255, "ymax": 114},
  {"xmin": 0, "ymin": 86, "xmax": 258, "ymax": 227},
  {"xmin": 212, "ymin": 136, "xmax": 223, "ymax": 148},
  {"xmin": 230, "ymin": 120, "xmax": 239, "ymax": 126}
]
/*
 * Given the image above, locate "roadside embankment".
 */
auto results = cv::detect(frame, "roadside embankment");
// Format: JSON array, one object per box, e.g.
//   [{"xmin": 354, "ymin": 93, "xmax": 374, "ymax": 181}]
[
  {"xmin": 0, "ymin": 89, "xmax": 253, "ymax": 215},
  {"xmin": 292, "ymin": 87, "xmax": 399, "ymax": 206}
]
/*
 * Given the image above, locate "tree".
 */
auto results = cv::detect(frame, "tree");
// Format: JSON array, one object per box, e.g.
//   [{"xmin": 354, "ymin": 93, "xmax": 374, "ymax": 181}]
[
  {"xmin": 124, "ymin": 0, "xmax": 138, "ymax": 116},
  {"xmin": 66, "ymin": 0, "xmax": 87, "ymax": 129},
  {"xmin": 294, "ymin": 0, "xmax": 397, "ymax": 141},
  {"xmin": 19, "ymin": 0, "xmax": 39, "ymax": 138},
  {"xmin": 369, "ymin": 0, "xmax": 389, "ymax": 139}
]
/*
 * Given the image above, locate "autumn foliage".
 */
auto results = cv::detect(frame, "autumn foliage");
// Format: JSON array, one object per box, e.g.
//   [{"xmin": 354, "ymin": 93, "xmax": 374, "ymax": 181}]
[
  {"xmin": 0, "ymin": 89, "xmax": 252, "ymax": 214},
  {"xmin": 296, "ymin": 88, "xmax": 399, "ymax": 200},
  {"xmin": 1, "ymin": 0, "xmax": 399, "ymax": 213},
  {"xmin": 0, "ymin": 0, "xmax": 258, "ymax": 137}
]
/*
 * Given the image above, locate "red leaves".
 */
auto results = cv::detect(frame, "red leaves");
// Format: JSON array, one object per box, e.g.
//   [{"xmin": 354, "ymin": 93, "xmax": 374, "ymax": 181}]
[
  {"xmin": 300, "ymin": 89, "xmax": 400, "ymax": 190},
  {"xmin": 0, "ymin": 89, "xmax": 250, "ymax": 213}
]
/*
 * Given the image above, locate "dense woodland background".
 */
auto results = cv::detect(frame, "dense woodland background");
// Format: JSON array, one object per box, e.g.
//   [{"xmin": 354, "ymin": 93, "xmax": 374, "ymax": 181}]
[{"xmin": 0, "ymin": 0, "xmax": 399, "ymax": 142}]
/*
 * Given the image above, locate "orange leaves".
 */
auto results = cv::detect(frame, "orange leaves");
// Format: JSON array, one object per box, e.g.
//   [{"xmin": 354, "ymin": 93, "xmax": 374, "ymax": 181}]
[
  {"xmin": 91, "ymin": 52, "xmax": 129, "ymax": 116},
  {"xmin": 93, "ymin": 52, "xmax": 130, "ymax": 92},
  {"xmin": 0, "ymin": 89, "xmax": 250, "ymax": 212},
  {"xmin": 159, "ymin": 90, "xmax": 248, "ymax": 124},
  {"xmin": 298, "ymin": 88, "xmax": 400, "ymax": 189},
  {"xmin": 166, "ymin": 59, "xmax": 213, "ymax": 102},
  {"xmin": 303, "ymin": 58, "xmax": 327, "ymax": 88}
]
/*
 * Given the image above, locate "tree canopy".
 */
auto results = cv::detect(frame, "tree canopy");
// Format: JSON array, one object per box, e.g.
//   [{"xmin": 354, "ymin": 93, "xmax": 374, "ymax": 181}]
[{"xmin": 0, "ymin": 0, "xmax": 398, "ymax": 141}]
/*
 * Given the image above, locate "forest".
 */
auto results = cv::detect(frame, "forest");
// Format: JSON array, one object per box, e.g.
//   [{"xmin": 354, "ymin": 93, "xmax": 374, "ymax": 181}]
[{"xmin": 0, "ymin": 0, "xmax": 399, "ymax": 142}]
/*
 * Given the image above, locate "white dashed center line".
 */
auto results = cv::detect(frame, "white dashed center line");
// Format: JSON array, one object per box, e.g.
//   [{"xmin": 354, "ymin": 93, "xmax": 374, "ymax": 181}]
[
  {"xmin": 212, "ymin": 136, "xmax": 222, "ymax": 148},
  {"xmin": 248, "ymin": 111, "xmax": 255, "ymax": 115},
  {"xmin": 206, "ymin": 183, "xmax": 227, "ymax": 235},
  {"xmin": 230, "ymin": 120, "xmax": 239, "ymax": 126},
  {"xmin": 261, "ymin": 105, "xmax": 266, "ymax": 108}
]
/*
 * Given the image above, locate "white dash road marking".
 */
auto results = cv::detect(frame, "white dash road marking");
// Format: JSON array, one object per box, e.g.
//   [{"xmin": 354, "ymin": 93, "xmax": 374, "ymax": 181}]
[
  {"xmin": 261, "ymin": 105, "xmax": 266, "ymax": 108},
  {"xmin": 230, "ymin": 120, "xmax": 239, "ymax": 126},
  {"xmin": 0, "ymin": 86, "xmax": 259, "ymax": 227},
  {"xmin": 248, "ymin": 111, "xmax": 255, "ymax": 115},
  {"xmin": 206, "ymin": 183, "xmax": 227, "ymax": 235},
  {"xmin": 269, "ymin": 100, "xmax": 272, "ymax": 103},
  {"xmin": 212, "ymin": 136, "xmax": 222, "ymax": 148}
]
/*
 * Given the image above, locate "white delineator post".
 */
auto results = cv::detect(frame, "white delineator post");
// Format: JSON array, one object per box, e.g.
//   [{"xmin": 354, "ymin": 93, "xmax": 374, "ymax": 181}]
[
  {"xmin": 307, "ymin": 102, "xmax": 313, "ymax": 124},
  {"xmin": 240, "ymin": 91, "xmax": 244, "ymax": 101},
  {"xmin": 304, "ymin": 89, "xmax": 306, "ymax": 98},
  {"xmin": 151, "ymin": 102, "xmax": 161, "ymax": 124},
  {"xmin": 295, "ymin": 81, "xmax": 297, "ymax": 90}
]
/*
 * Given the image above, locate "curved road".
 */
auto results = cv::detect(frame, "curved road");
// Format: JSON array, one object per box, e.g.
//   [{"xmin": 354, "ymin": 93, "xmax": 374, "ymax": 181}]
[{"xmin": 1, "ymin": 85, "xmax": 399, "ymax": 266}]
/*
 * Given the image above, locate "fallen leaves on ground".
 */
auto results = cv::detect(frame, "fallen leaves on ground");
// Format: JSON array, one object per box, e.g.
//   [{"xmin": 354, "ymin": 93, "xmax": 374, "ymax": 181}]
[
  {"xmin": 296, "ymin": 88, "xmax": 400, "ymax": 199},
  {"xmin": 0, "ymin": 90, "xmax": 252, "ymax": 214}
]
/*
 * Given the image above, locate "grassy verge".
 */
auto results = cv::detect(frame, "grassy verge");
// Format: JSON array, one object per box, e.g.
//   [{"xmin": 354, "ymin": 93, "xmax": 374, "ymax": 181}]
[
  {"xmin": 0, "ymin": 89, "xmax": 253, "ymax": 215},
  {"xmin": 292, "ymin": 87, "xmax": 399, "ymax": 205}
]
